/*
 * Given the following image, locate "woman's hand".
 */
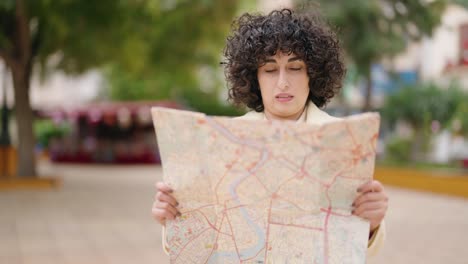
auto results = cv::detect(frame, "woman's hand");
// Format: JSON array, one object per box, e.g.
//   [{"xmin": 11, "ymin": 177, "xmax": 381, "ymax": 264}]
[
  {"xmin": 152, "ymin": 182, "xmax": 180, "ymax": 225},
  {"xmin": 352, "ymin": 180, "xmax": 388, "ymax": 232}
]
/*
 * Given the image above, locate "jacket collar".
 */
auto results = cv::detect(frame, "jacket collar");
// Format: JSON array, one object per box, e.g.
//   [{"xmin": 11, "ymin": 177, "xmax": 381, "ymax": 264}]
[{"xmin": 239, "ymin": 103, "xmax": 339, "ymax": 125}]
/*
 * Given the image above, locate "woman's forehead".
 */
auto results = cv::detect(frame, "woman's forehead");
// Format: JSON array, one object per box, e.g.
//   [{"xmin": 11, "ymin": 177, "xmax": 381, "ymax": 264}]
[
  {"xmin": 261, "ymin": 52, "xmax": 304, "ymax": 63},
  {"xmin": 268, "ymin": 52, "xmax": 298, "ymax": 59}
]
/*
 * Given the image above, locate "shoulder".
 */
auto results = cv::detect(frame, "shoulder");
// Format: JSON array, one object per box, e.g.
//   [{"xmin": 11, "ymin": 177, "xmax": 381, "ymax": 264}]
[
  {"xmin": 235, "ymin": 111, "xmax": 265, "ymax": 121},
  {"xmin": 233, "ymin": 104, "xmax": 341, "ymax": 124},
  {"xmin": 305, "ymin": 103, "xmax": 341, "ymax": 125}
]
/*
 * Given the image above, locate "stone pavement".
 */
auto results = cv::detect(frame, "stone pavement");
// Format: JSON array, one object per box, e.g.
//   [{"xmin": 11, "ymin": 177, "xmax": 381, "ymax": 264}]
[{"xmin": 0, "ymin": 162, "xmax": 467, "ymax": 264}]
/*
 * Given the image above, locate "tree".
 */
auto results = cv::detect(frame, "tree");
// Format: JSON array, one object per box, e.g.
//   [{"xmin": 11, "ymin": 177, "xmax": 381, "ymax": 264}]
[
  {"xmin": 453, "ymin": 0, "xmax": 468, "ymax": 8},
  {"xmin": 105, "ymin": 0, "xmax": 243, "ymax": 116},
  {"xmin": 450, "ymin": 103, "xmax": 468, "ymax": 136},
  {"xmin": 0, "ymin": 0, "xmax": 241, "ymax": 177},
  {"xmin": 0, "ymin": 0, "xmax": 133, "ymax": 177},
  {"xmin": 297, "ymin": 0, "xmax": 447, "ymax": 111},
  {"xmin": 381, "ymin": 82, "xmax": 467, "ymax": 160}
]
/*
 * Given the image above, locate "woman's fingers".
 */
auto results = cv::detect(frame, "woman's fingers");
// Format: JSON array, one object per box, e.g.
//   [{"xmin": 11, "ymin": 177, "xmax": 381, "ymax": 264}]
[
  {"xmin": 353, "ymin": 191, "xmax": 387, "ymax": 207},
  {"xmin": 155, "ymin": 200, "xmax": 179, "ymax": 216},
  {"xmin": 155, "ymin": 191, "xmax": 179, "ymax": 208},
  {"xmin": 357, "ymin": 207, "xmax": 385, "ymax": 219},
  {"xmin": 152, "ymin": 208, "xmax": 173, "ymax": 224},
  {"xmin": 352, "ymin": 201, "xmax": 386, "ymax": 216},
  {"xmin": 152, "ymin": 182, "xmax": 180, "ymax": 225},
  {"xmin": 152, "ymin": 200, "xmax": 168, "ymax": 224},
  {"xmin": 152, "ymin": 200, "xmax": 180, "ymax": 222},
  {"xmin": 353, "ymin": 207, "xmax": 386, "ymax": 231},
  {"xmin": 353, "ymin": 180, "xmax": 389, "ymax": 231},
  {"xmin": 156, "ymin": 181, "xmax": 174, "ymax": 193},
  {"xmin": 357, "ymin": 180, "xmax": 384, "ymax": 193}
]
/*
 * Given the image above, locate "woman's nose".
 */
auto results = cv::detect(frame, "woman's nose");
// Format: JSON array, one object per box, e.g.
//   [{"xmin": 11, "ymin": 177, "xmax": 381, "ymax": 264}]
[{"xmin": 277, "ymin": 71, "xmax": 290, "ymax": 90}]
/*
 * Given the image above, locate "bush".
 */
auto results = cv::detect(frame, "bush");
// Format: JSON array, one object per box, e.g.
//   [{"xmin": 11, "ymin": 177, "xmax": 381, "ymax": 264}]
[
  {"xmin": 380, "ymin": 82, "xmax": 467, "ymax": 161},
  {"xmin": 385, "ymin": 137, "xmax": 412, "ymax": 162},
  {"xmin": 35, "ymin": 120, "xmax": 71, "ymax": 148}
]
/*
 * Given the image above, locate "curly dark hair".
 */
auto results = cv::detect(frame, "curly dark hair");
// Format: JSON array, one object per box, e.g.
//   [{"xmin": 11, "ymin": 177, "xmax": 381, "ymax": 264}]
[{"xmin": 224, "ymin": 8, "xmax": 345, "ymax": 112}]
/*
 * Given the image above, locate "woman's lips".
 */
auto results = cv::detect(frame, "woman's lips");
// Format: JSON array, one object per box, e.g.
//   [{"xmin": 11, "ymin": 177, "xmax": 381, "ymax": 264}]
[{"xmin": 276, "ymin": 93, "xmax": 294, "ymax": 102}]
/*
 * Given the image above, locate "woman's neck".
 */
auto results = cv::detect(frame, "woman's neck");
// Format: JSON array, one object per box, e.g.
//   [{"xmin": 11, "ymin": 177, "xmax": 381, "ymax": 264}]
[{"xmin": 264, "ymin": 105, "xmax": 307, "ymax": 122}]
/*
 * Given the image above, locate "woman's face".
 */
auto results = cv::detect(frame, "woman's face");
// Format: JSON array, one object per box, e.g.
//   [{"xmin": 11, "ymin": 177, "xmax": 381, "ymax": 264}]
[{"xmin": 257, "ymin": 52, "xmax": 310, "ymax": 121}]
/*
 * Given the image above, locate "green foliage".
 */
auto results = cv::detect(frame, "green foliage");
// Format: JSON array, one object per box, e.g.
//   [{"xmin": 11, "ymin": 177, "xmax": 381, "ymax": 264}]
[
  {"xmin": 296, "ymin": 0, "xmax": 447, "ymax": 110},
  {"xmin": 453, "ymin": 0, "xmax": 468, "ymax": 8},
  {"xmin": 106, "ymin": 65, "xmax": 244, "ymax": 116},
  {"xmin": 103, "ymin": 0, "xmax": 285, "ymax": 116},
  {"xmin": 450, "ymin": 102, "xmax": 468, "ymax": 136},
  {"xmin": 1, "ymin": 0, "xmax": 239, "ymax": 75},
  {"xmin": 385, "ymin": 137, "xmax": 412, "ymax": 162},
  {"xmin": 380, "ymin": 82, "xmax": 467, "ymax": 161},
  {"xmin": 179, "ymin": 87, "xmax": 244, "ymax": 117},
  {"xmin": 34, "ymin": 119, "xmax": 70, "ymax": 148},
  {"xmin": 0, "ymin": 0, "xmax": 14, "ymax": 10},
  {"xmin": 104, "ymin": 0, "xmax": 246, "ymax": 116},
  {"xmin": 0, "ymin": 1, "xmax": 142, "ymax": 73},
  {"xmin": 0, "ymin": 0, "xmax": 245, "ymax": 176},
  {"xmin": 299, "ymin": 0, "xmax": 447, "ymax": 73},
  {"xmin": 2, "ymin": 0, "xmax": 244, "ymax": 109},
  {"xmin": 381, "ymin": 82, "xmax": 467, "ymax": 130}
]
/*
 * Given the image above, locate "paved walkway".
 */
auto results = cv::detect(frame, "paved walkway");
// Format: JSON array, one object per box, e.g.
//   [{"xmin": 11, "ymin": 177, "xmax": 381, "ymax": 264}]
[{"xmin": 0, "ymin": 162, "xmax": 467, "ymax": 263}]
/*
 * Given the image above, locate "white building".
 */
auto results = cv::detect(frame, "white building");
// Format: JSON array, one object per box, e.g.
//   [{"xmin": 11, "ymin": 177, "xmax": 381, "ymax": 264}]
[{"xmin": 390, "ymin": 4, "xmax": 468, "ymax": 88}]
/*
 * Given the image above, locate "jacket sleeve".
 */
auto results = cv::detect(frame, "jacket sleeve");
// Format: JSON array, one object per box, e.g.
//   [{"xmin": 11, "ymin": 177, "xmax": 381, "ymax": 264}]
[{"xmin": 367, "ymin": 220, "xmax": 386, "ymax": 258}]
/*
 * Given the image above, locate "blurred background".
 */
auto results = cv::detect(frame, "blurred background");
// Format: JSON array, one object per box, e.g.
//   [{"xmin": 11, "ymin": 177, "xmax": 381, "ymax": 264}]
[{"xmin": 0, "ymin": 0, "xmax": 467, "ymax": 263}]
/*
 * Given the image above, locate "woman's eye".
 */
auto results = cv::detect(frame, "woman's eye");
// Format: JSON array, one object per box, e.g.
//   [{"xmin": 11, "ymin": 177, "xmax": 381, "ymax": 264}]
[
  {"xmin": 265, "ymin": 69, "xmax": 277, "ymax": 73},
  {"xmin": 289, "ymin": 67, "xmax": 302, "ymax": 71}
]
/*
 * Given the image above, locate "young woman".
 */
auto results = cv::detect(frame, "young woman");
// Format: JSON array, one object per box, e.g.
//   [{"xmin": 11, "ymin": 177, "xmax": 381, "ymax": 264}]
[{"xmin": 152, "ymin": 8, "xmax": 388, "ymax": 258}]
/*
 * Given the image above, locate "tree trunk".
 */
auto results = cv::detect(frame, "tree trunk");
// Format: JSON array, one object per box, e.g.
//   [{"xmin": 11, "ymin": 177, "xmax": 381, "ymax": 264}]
[
  {"xmin": 410, "ymin": 127, "xmax": 424, "ymax": 162},
  {"xmin": 3, "ymin": 0, "xmax": 37, "ymax": 177},
  {"xmin": 11, "ymin": 64, "xmax": 36, "ymax": 177},
  {"xmin": 1, "ymin": 66, "xmax": 11, "ymax": 146},
  {"xmin": 362, "ymin": 65, "xmax": 372, "ymax": 112}
]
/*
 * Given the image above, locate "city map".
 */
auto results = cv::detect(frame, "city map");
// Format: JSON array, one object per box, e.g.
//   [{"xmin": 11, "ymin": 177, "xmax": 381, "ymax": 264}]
[{"xmin": 152, "ymin": 107, "xmax": 380, "ymax": 264}]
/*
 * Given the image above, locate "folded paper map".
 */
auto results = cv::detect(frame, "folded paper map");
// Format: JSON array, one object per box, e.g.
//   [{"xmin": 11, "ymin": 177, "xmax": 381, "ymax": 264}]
[{"xmin": 152, "ymin": 107, "xmax": 380, "ymax": 264}]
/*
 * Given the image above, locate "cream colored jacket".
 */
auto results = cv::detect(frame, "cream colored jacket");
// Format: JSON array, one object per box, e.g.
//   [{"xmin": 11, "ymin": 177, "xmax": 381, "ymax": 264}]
[
  {"xmin": 237, "ymin": 103, "xmax": 386, "ymax": 258},
  {"xmin": 162, "ymin": 104, "xmax": 386, "ymax": 258}
]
